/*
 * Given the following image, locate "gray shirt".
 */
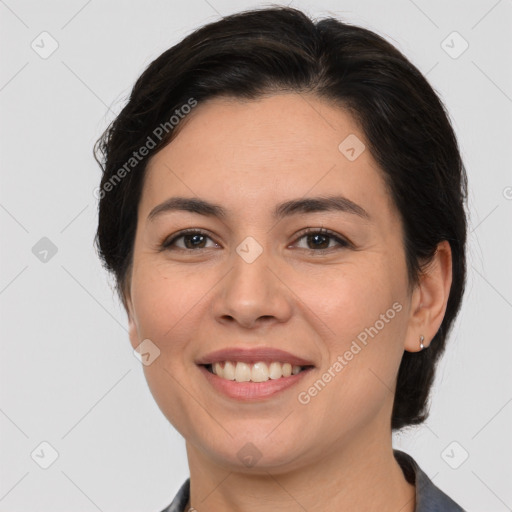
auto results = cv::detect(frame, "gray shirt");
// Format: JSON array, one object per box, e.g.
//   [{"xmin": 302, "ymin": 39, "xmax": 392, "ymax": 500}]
[{"xmin": 159, "ymin": 449, "xmax": 465, "ymax": 511}]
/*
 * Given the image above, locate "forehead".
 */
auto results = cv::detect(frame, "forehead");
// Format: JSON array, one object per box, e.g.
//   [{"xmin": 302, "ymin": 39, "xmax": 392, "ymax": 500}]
[
  {"xmin": 153, "ymin": 93, "xmax": 363, "ymax": 161},
  {"xmin": 140, "ymin": 93, "xmax": 396, "ymax": 222}
]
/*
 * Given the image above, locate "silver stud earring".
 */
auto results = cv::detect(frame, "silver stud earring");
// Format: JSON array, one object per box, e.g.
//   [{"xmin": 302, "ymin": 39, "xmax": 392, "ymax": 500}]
[{"xmin": 419, "ymin": 335, "xmax": 425, "ymax": 350}]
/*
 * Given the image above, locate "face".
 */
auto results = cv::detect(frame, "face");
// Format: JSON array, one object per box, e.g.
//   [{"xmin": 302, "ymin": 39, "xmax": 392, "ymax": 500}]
[{"xmin": 125, "ymin": 93, "xmax": 420, "ymax": 473}]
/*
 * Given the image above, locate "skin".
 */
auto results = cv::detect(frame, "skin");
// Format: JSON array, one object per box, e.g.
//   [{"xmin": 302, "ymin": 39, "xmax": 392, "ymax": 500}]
[{"xmin": 124, "ymin": 93, "xmax": 452, "ymax": 512}]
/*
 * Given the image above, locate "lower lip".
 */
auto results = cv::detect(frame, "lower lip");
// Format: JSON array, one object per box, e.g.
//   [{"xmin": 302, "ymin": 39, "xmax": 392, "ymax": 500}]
[{"xmin": 198, "ymin": 364, "xmax": 313, "ymax": 401}]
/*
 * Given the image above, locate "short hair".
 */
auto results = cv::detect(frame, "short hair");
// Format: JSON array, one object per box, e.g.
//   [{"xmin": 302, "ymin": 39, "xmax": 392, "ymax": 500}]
[{"xmin": 94, "ymin": 6, "xmax": 468, "ymax": 430}]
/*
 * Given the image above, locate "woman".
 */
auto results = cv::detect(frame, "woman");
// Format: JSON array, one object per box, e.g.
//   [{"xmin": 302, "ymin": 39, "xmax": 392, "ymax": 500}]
[{"xmin": 94, "ymin": 6, "xmax": 467, "ymax": 511}]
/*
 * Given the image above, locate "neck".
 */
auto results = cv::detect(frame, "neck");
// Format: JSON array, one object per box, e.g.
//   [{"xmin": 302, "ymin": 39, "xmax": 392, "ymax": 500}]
[{"xmin": 184, "ymin": 421, "xmax": 415, "ymax": 512}]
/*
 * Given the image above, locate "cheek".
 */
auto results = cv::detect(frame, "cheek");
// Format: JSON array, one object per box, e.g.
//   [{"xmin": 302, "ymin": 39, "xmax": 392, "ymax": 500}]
[
  {"xmin": 301, "ymin": 259, "xmax": 406, "ymax": 339},
  {"xmin": 130, "ymin": 264, "xmax": 211, "ymax": 437},
  {"xmin": 294, "ymin": 277, "xmax": 407, "ymax": 446},
  {"xmin": 304, "ymin": 260, "xmax": 408, "ymax": 397},
  {"xmin": 131, "ymin": 262, "xmax": 205, "ymax": 340}
]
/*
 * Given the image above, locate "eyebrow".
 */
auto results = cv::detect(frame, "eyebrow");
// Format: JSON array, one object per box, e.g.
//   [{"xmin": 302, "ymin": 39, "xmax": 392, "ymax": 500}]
[{"xmin": 147, "ymin": 195, "xmax": 370, "ymax": 222}]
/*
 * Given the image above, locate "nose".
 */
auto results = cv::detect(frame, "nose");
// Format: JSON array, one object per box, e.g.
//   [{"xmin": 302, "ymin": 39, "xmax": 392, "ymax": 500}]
[{"xmin": 210, "ymin": 242, "xmax": 293, "ymax": 330}]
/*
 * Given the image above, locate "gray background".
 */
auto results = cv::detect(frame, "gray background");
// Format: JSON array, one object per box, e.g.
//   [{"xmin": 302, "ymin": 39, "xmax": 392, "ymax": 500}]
[{"xmin": 1, "ymin": 0, "xmax": 511, "ymax": 510}]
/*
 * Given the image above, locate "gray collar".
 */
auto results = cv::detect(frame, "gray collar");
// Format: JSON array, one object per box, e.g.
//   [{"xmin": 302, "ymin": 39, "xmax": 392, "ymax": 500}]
[{"xmin": 393, "ymin": 449, "xmax": 465, "ymax": 511}]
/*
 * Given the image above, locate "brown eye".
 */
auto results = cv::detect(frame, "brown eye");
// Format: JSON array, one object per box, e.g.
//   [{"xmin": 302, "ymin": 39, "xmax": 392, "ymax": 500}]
[
  {"xmin": 161, "ymin": 229, "xmax": 219, "ymax": 250},
  {"xmin": 293, "ymin": 228, "xmax": 350, "ymax": 252}
]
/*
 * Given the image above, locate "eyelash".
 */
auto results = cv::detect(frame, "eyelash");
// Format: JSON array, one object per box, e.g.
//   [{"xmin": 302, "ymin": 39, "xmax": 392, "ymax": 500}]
[{"xmin": 160, "ymin": 227, "xmax": 351, "ymax": 254}]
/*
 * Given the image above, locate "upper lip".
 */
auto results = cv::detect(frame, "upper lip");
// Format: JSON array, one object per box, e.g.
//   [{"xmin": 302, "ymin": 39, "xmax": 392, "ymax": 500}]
[{"xmin": 195, "ymin": 347, "xmax": 316, "ymax": 367}]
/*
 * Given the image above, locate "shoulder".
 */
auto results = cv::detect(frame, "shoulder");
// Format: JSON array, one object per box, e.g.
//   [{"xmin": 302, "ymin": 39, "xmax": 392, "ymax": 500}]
[
  {"xmin": 394, "ymin": 449, "xmax": 466, "ymax": 512},
  {"xmin": 158, "ymin": 478, "xmax": 190, "ymax": 512}
]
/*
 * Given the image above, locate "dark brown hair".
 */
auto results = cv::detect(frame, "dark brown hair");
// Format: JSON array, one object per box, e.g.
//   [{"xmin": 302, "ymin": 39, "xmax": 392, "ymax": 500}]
[{"xmin": 94, "ymin": 5, "xmax": 468, "ymax": 430}]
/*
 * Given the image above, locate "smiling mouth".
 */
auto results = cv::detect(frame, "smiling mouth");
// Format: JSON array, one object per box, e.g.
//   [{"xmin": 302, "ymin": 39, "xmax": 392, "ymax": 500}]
[{"xmin": 202, "ymin": 361, "xmax": 314, "ymax": 382}]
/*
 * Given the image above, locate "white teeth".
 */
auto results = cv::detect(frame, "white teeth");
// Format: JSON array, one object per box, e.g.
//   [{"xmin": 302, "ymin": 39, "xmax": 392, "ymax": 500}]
[
  {"xmin": 223, "ymin": 361, "xmax": 236, "ymax": 380},
  {"xmin": 282, "ymin": 363, "xmax": 292, "ymax": 377},
  {"xmin": 251, "ymin": 362, "xmax": 269, "ymax": 382},
  {"xmin": 234, "ymin": 362, "xmax": 251, "ymax": 382},
  {"xmin": 268, "ymin": 362, "xmax": 283, "ymax": 380},
  {"xmin": 213, "ymin": 362, "xmax": 223, "ymax": 378},
  {"xmin": 210, "ymin": 361, "xmax": 305, "ymax": 382}
]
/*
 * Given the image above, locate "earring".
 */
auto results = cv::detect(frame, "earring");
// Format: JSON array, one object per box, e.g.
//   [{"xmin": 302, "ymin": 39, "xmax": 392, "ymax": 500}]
[{"xmin": 419, "ymin": 335, "xmax": 425, "ymax": 350}]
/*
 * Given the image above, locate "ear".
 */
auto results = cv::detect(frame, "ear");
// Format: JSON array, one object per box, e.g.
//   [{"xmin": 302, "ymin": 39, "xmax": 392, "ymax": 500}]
[
  {"xmin": 124, "ymin": 291, "xmax": 140, "ymax": 352},
  {"xmin": 404, "ymin": 240, "xmax": 453, "ymax": 352}
]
